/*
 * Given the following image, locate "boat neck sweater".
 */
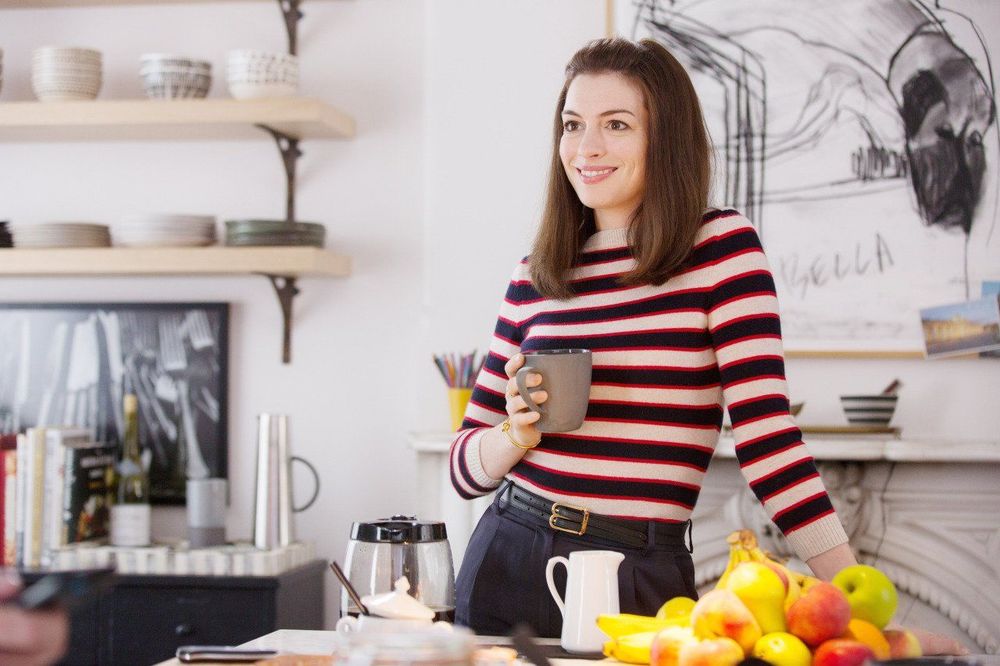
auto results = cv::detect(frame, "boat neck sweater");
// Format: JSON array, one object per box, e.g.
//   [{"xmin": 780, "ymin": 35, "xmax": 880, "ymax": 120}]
[{"xmin": 450, "ymin": 209, "xmax": 849, "ymax": 561}]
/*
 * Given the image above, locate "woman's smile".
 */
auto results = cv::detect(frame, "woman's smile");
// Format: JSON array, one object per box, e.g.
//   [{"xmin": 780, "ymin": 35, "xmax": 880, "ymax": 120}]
[{"xmin": 576, "ymin": 166, "xmax": 618, "ymax": 184}]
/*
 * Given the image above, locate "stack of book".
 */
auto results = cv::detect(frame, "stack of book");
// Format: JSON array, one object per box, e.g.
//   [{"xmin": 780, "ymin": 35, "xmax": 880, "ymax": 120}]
[{"xmin": 0, "ymin": 426, "xmax": 117, "ymax": 568}]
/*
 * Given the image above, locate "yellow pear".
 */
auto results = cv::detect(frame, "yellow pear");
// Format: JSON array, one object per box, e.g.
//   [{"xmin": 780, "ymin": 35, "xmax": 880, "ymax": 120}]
[{"xmin": 724, "ymin": 562, "xmax": 787, "ymax": 634}]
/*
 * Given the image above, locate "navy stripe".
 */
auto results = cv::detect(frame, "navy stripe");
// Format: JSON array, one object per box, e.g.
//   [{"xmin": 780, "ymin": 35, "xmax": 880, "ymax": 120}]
[
  {"xmin": 774, "ymin": 495, "xmax": 835, "ymax": 534},
  {"xmin": 520, "ymin": 290, "xmax": 707, "ymax": 329},
  {"xmin": 541, "ymin": 435, "xmax": 714, "ymax": 470},
  {"xmin": 591, "ymin": 365, "xmax": 721, "ymax": 388},
  {"xmin": 521, "ymin": 330, "xmax": 711, "ymax": 352},
  {"xmin": 587, "ymin": 401, "xmax": 722, "ymax": 427},
  {"xmin": 750, "ymin": 460, "xmax": 819, "ymax": 501},
  {"xmin": 720, "ymin": 357, "xmax": 786, "ymax": 386},
  {"xmin": 735, "ymin": 430, "xmax": 804, "ymax": 465},
  {"xmin": 516, "ymin": 464, "xmax": 701, "ymax": 508},
  {"xmin": 728, "ymin": 395, "xmax": 790, "ymax": 426},
  {"xmin": 712, "ymin": 315, "xmax": 781, "ymax": 347}
]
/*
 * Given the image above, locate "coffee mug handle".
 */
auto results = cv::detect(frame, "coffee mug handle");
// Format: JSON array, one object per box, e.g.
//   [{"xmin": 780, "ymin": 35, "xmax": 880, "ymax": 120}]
[
  {"xmin": 515, "ymin": 366, "xmax": 546, "ymax": 415},
  {"xmin": 545, "ymin": 556, "xmax": 568, "ymax": 617}
]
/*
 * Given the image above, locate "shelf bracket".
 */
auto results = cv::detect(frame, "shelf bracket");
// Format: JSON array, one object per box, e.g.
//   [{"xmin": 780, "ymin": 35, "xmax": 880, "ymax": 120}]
[
  {"xmin": 267, "ymin": 274, "xmax": 300, "ymax": 364},
  {"xmin": 277, "ymin": 0, "xmax": 304, "ymax": 56},
  {"xmin": 255, "ymin": 124, "xmax": 302, "ymax": 223}
]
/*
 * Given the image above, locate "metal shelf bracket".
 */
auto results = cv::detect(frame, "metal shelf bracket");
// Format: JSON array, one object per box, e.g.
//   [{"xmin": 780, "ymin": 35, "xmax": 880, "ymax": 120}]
[
  {"xmin": 277, "ymin": 0, "xmax": 304, "ymax": 56},
  {"xmin": 255, "ymin": 124, "xmax": 302, "ymax": 223},
  {"xmin": 267, "ymin": 274, "xmax": 300, "ymax": 364}
]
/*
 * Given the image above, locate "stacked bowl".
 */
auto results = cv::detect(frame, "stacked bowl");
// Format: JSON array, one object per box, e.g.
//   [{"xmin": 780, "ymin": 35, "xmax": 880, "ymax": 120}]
[
  {"xmin": 840, "ymin": 394, "xmax": 899, "ymax": 427},
  {"xmin": 227, "ymin": 50, "xmax": 298, "ymax": 99},
  {"xmin": 32, "ymin": 47, "xmax": 102, "ymax": 101},
  {"xmin": 0, "ymin": 222, "xmax": 12, "ymax": 249},
  {"xmin": 224, "ymin": 220, "xmax": 325, "ymax": 247},
  {"xmin": 112, "ymin": 214, "xmax": 217, "ymax": 247},
  {"xmin": 140, "ymin": 54, "xmax": 212, "ymax": 99},
  {"xmin": 10, "ymin": 222, "xmax": 111, "ymax": 248}
]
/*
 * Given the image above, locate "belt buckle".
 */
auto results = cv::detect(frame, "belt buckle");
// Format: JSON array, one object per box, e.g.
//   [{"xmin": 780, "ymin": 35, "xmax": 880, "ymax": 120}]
[{"xmin": 549, "ymin": 501, "xmax": 589, "ymax": 536}]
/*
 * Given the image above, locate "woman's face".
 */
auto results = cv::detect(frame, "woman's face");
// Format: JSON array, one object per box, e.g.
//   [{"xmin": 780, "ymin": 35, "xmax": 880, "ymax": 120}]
[{"xmin": 559, "ymin": 72, "xmax": 648, "ymax": 227}]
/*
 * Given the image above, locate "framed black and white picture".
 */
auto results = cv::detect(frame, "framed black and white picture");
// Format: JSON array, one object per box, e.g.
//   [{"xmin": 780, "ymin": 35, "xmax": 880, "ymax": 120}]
[{"xmin": 0, "ymin": 302, "xmax": 229, "ymax": 504}]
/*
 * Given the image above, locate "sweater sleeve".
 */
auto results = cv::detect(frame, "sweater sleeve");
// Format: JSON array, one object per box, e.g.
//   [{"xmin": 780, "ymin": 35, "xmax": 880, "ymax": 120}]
[
  {"xmin": 704, "ymin": 215, "xmax": 850, "ymax": 560},
  {"xmin": 449, "ymin": 263, "xmax": 526, "ymax": 499}
]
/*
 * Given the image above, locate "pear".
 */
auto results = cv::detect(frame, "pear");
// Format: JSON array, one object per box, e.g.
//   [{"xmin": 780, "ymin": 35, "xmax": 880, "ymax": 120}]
[{"xmin": 724, "ymin": 562, "xmax": 787, "ymax": 634}]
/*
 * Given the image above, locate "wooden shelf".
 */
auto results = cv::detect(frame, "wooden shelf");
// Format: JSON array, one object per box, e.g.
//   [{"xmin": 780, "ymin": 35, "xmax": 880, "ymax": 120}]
[
  {"xmin": 0, "ymin": 98, "xmax": 356, "ymax": 142},
  {"xmin": 0, "ymin": 0, "xmax": 278, "ymax": 8},
  {"xmin": 0, "ymin": 246, "xmax": 351, "ymax": 277}
]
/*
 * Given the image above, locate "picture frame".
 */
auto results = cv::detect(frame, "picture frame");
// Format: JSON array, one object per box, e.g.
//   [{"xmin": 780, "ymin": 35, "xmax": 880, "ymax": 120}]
[
  {"xmin": 0, "ymin": 302, "xmax": 229, "ymax": 504},
  {"xmin": 606, "ymin": 0, "xmax": 999, "ymax": 359}
]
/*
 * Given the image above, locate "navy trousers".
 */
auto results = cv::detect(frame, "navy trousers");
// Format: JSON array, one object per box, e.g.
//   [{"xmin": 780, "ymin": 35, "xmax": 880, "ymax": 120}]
[{"xmin": 455, "ymin": 482, "xmax": 698, "ymax": 638}]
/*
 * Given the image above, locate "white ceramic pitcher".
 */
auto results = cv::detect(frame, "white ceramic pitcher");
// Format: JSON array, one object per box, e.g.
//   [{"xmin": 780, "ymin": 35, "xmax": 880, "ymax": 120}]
[{"xmin": 545, "ymin": 550, "xmax": 625, "ymax": 654}]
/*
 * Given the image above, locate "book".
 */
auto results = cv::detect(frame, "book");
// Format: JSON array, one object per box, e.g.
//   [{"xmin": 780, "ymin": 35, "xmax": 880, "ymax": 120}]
[
  {"xmin": 61, "ymin": 441, "xmax": 116, "ymax": 546},
  {"xmin": 1, "ymin": 434, "xmax": 17, "ymax": 566},
  {"xmin": 41, "ymin": 427, "xmax": 95, "ymax": 566},
  {"xmin": 14, "ymin": 433, "xmax": 27, "ymax": 566}
]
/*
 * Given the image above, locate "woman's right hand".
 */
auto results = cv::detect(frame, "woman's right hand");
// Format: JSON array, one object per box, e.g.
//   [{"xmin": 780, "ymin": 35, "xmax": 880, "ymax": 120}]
[{"xmin": 503, "ymin": 353, "xmax": 546, "ymax": 449}]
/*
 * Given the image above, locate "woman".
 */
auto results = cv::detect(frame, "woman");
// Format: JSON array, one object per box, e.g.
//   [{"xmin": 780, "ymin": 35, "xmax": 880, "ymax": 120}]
[{"xmin": 449, "ymin": 38, "xmax": 964, "ymax": 654}]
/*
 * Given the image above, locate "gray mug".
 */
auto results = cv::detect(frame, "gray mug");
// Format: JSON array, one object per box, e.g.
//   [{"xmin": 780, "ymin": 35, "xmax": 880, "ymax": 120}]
[{"xmin": 515, "ymin": 349, "xmax": 592, "ymax": 432}]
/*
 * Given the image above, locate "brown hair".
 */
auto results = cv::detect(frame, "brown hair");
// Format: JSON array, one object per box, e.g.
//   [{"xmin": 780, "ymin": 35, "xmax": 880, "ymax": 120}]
[{"xmin": 530, "ymin": 38, "xmax": 712, "ymax": 300}]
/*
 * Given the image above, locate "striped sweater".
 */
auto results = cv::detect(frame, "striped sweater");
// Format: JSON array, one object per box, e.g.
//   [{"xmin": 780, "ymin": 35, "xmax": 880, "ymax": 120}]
[{"xmin": 450, "ymin": 209, "xmax": 849, "ymax": 560}]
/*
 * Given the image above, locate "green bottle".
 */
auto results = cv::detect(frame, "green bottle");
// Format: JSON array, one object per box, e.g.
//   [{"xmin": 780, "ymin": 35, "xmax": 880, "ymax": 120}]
[{"xmin": 110, "ymin": 394, "xmax": 151, "ymax": 546}]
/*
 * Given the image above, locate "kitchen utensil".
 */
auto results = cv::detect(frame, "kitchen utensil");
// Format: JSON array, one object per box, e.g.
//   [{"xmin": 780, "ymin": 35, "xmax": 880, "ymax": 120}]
[
  {"xmin": 515, "ymin": 349, "xmax": 592, "ymax": 432},
  {"xmin": 341, "ymin": 516, "xmax": 455, "ymax": 622},
  {"xmin": 252, "ymin": 413, "xmax": 320, "ymax": 549},
  {"xmin": 545, "ymin": 549, "xmax": 624, "ymax": 654},
  {"xmin": 510, "ymin": 625, "xmax": 554, "ymax": 666},
  {"xmin": 330, "ymin": 560, "xmax": 369, "ymax": 615},
  {"xmin": 840, "ymin": 394, "xmax": 899, "ymax": 426}
]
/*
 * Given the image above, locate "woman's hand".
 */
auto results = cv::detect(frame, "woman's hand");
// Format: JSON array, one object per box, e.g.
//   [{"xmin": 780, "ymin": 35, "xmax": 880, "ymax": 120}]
[
  {"xmin": 504, "ymin": 353, "xmax": 546, "ymax": 449},
  {"xmin": 0, "ymin": 571, "xmax": 69, "ymax": 666}
]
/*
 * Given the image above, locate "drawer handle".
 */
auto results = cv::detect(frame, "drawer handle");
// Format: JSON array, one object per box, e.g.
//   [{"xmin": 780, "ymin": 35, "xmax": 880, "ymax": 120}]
[{"xmin": 175, "ymin": 623, "xmax": 194, "ymax": 637}]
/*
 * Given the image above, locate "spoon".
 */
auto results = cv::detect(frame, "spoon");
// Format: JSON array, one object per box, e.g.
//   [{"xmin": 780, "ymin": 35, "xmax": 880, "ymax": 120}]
[
  {"xmin": 881, "ymin": 379, "xmax": 902, "ymax": 395},
  {"xmin": 329, "ymin": 561, "xmax": 369, "ymax": 616}
]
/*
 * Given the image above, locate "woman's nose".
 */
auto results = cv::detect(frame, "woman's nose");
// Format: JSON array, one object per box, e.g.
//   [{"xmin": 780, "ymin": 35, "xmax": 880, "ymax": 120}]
[{"xmin": 577, "ymin": 125, "xmax": 605, "ymax": 156}]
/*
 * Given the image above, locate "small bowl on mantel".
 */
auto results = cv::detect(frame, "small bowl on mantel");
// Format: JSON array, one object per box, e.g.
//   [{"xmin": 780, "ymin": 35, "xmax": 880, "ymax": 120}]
[{"xmin": 840, "ymin": 394, "xmax": 899, "ymax": 427}]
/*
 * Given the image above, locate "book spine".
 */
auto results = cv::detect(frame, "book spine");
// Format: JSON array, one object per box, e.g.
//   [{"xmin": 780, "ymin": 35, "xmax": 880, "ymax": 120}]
[
  {"xmin": 2, "ymin": 446, "xmax": 17, "ymax": 566},
  {"xmin": 27, "ymin": 427, "xmax": 47, "ymax": 568},
  {"xmin": 14, "ymin": 433, "xmax": 28, "ymax": 567}
]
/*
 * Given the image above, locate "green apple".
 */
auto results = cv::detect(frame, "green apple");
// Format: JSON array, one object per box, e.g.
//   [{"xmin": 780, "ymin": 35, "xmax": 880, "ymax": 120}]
[{"xmin": 831, "ymin": 564, "xmax": 898, "ymax": 629}]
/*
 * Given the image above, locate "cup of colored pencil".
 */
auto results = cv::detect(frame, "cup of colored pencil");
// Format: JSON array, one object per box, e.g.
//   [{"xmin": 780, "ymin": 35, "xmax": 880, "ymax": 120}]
[{"xmin": 433, "ymin": 351, "xmax": 484, "ymax": 431}]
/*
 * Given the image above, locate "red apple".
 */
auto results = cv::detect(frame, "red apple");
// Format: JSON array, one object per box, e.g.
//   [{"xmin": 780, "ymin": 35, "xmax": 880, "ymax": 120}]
[
  {"xmin": 813, "ymin": 638, "xmax": 876, "ymax": 666},
  {"xmin": 786, "ymin": 581, "xmax": 851, "ymax": 647},
  {"xmin": 678, "ymin": 637, "xmax": 745, "ymax": 666}
]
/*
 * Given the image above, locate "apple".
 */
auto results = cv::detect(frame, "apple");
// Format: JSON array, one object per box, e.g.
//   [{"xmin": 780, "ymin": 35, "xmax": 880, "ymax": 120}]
[
  {"xmin": 785, "ymin": 581, "xmax": 851, "ymax": 647},
  {"xmin": 842, "ymin": 618, "xmax": 891, "ymax": 660},
  {"xmin": 678, "ymin": 637, "xmax": 745, "ymax": 666},
  {"xmin": 690, "ymin": 589, "xmax": 762, "ymax": 654},
  {"xmin": 813, "ymin": 638, "xmax": 876, "ymax": 666},
  {"xmin": 751, "ymin": 632, "xmax": 812, "ymax": 666},
  {"xmin": 884, "ymin": 629, "xmax": 922, "ymax": 658},
  {"xmin": 656, "ymin": 596, "xmax": 697, "ymax": 622},
  {"xmin": 650, "ymin": 626, "xmax": 698, "ymax": 666},
  {"xmin": 831, "ymin": 564, "xmax": 899, "ymax": 629}
]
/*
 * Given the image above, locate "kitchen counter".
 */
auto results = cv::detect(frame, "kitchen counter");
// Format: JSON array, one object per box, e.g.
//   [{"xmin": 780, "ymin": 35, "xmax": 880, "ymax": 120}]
[{"xmin": 153, "ymin": 628, "xmax": 613, "ymax": 664}]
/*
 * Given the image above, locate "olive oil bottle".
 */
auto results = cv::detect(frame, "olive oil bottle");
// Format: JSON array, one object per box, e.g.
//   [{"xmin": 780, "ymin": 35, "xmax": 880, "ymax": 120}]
[{"xmin": 110, "ymin": 393, "xmax": 151, "ymax": 546}]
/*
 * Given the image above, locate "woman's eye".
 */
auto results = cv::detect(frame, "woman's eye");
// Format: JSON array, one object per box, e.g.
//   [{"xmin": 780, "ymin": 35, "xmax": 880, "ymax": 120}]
[
  {"xmin": 563, "ymin": 120, "xmax": 580, "ymax": 132},
  {"xmin": 608, "ymin": 120, "xmax": 629, "ymax": 131}
]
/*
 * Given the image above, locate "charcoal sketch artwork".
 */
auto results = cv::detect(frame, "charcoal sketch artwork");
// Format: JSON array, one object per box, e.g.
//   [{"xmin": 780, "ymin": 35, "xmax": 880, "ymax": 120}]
[
  {"xmin": 0, "ymin": 303, "xmax": 229, "ymax": 503},
  {"xmin": 615, "ymin": 0, "xmax": 999, "ymax": 350}
]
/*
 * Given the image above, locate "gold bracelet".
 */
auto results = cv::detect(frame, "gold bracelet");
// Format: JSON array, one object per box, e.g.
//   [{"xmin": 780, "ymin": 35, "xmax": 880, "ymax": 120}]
[{"xmin": 501, "ymin": 419, "xmax": 538, "ymax": 450}]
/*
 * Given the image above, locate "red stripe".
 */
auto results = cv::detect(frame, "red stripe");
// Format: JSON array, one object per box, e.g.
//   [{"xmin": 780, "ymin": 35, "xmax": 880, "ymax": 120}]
[
  {"xmin": 692, "ymin": 224, "xmax": 752, "ymax": 251},
  {"xmin": 726, "ymin": 392, "xmax": 787, "ymax": 410},
  {"xmin": 718, "ymin": 355, "xmax": 782, "ymax": 373},
  {"xmin": 714, "ymin": 333, "xmax": 781, "ymax": 352},
  {"xmin": 783, "ymin": 507, "xmax": 837, "ymax": 533},
  {"xmin": 690, "ymin": 247, "xmax": 762, "ymax": 273},
  {"xmin": 733, "ymin": 427, "xmax": 801, "ymax": 450},
  {"xmin": 708, "ymin": 312, "xmax": 779, "ymax": 334},
  {"xmin": 590, "ymin": 398, "xmax": 719, "ymax": 411},
  {"xmin": 514, "ymin": 285, "xmax": 713, "ymax": 326},
  {"xmin": 586, "ymin": 416, "xmax": 719, "ymax": 431},
  {"xmin": 592, "ymin": 381, "xmax": 719, "ymax": 391},
  {"xmin": 595, "ymin": 362, "xmax": 718, "ymax": 373},
  {"xmin": 547, "ymin": 431, "xmax": 715, "ymax": 452}
]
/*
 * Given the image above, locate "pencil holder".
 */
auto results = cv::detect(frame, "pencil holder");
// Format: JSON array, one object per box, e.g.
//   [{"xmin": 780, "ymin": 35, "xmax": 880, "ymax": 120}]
[{"xmin": 448, "ymin": 387, "xmax": 473, "ymax": 431}]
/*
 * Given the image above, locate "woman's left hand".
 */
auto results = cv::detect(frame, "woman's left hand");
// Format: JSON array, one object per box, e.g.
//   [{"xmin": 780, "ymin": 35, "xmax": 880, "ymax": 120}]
[{"xmin": 909, "ymin": 627, "xmax": 969, "ymax": 656}]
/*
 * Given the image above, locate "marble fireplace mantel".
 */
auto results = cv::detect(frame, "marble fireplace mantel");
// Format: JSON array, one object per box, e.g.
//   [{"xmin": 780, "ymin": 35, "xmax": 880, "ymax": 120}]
[{"xmin": 410, "ymin": 432, "xmax": 1000, "ymax": 653}]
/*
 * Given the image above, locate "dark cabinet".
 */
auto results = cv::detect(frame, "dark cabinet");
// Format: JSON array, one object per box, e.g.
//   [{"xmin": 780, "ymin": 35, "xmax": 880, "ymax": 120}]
[{"xmin": 24, "ymin": 559, "xmax": 325, "ymax": 666}]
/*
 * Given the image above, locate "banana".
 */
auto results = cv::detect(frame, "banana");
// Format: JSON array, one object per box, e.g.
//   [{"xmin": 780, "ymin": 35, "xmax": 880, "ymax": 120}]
[
  {"xmin": 597, "ymin": 613, "xmax": 680, "ymax": 640},
  {"xmin": 714, "ymin": 532, "xmax": 743, "ymax": 590},
  {"xmin": 602, "ymin": 630, "xmax": 658, "ymax": 664}
]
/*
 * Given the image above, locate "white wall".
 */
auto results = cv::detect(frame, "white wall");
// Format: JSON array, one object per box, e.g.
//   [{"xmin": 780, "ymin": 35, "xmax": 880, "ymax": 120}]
[{"xmin": 1, "ymin": 0, "xmax": 997, "ymax": 630}]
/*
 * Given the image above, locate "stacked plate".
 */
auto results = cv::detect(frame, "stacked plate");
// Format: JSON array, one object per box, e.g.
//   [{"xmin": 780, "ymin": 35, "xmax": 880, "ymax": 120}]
[
  {"xmin": 224, "ymin": 220, "xmax": 325, "ymax": 247},
  {"xmin": 0, "ymin": 222, "xmax": 12, "ymax": 249},
  {"xmin": 32, "ymin": 47, "xmax": 103, "ymax": 101},
  {"xmin": 1, "ymin": 48, "xmax": 4, "ymax": 98},
  {"xmin": 10, "ymin": 222, "xmax": 111, "ymax": 248},
  {"xmin": 112, "ymin": 214, "xmax": 217, "ymax": 247},
  {"xmin": 140, "ymin": 54, "xmax": 212, "ymax": 99},
  {"xmin": 227, "ymin": 50, "xmax": 298, "ymax": 99}
]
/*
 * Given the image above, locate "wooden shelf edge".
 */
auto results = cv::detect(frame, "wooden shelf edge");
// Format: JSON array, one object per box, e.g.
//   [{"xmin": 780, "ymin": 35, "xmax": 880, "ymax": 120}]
[
  {"xmin": 0, "ymin": 98, "xmax": 356, "ymax": 140},
  {"xmin": 0, "ymin": 246, "xmax": 351, "ymax": 277}
]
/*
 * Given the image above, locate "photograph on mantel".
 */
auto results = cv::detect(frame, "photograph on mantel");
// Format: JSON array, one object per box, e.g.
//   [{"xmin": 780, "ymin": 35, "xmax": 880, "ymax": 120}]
[
  {"xmin": 0, "ymin": 302, "xmax": 229, "ymax": 504},
  {"xmin": 610, "ymin": 0, "xmax": 1000, "ymax": 354}
]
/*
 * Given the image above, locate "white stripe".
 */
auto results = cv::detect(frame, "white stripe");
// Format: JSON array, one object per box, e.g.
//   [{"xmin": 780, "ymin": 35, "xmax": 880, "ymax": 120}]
[
  {"xmin": 740, "ymin": 445, "xmax": 812, "ymax": 484},
  {"xmin": 759, "ymin": 475, "xmax": 828, "ymax": 517},
  {"xmin": 591, "ymin": 384, "xmax": 721, "ymax": 406},
  {"xmin": 529, "ymin": 310, "xmax": 709, "ymax": 337}
]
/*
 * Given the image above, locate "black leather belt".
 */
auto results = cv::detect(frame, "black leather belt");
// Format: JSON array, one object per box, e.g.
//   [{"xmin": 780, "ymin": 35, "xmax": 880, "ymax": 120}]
[{"xmin": 496, "ymin": 480, "xmax": 692, "ymax": 551}]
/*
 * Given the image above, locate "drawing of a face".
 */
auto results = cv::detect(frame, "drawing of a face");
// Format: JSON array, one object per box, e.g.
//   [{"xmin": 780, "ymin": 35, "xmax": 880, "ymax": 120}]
[{"xmin": 890, "ymin": 32, "xmax": 996, "ymax": 234}]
